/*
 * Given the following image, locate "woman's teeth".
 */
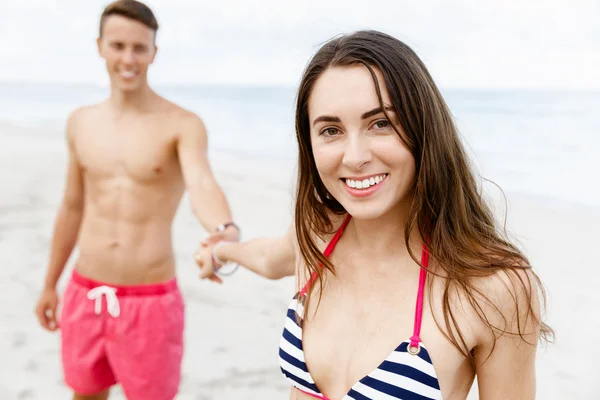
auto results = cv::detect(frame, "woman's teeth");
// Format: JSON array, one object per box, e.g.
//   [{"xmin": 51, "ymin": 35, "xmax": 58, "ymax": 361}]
[{"xmin": 344, "ymin": 174, "xmax": 387, "ymax": 189}]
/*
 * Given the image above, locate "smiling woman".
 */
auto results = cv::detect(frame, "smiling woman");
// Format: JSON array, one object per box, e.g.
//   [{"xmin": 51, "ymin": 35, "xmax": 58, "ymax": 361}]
[
  {"xmin": 308, "ymin": 65, "xmax": 416, "ymax": 221},
  {"xmin": 198, "ymin": 29, "xmax": 553, "ymax": 400}
]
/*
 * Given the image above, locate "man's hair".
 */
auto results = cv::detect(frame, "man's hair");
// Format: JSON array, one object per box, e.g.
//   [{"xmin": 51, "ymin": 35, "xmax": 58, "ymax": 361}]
[{"xmin": 99, "ymin": 0, "xmax": 159, "ymax": 37}]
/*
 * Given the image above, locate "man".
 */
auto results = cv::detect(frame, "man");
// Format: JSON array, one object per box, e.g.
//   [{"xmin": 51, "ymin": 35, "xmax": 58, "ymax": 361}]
[{"xmin": 34, "ymin": 1, "xmax": 239, "ymax": 399}]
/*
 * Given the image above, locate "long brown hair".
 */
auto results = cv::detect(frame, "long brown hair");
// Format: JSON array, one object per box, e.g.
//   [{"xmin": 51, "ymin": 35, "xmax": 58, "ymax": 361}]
[{"xmin": 294, "ymin": 30, "xmax": 553, "ymax": 364}]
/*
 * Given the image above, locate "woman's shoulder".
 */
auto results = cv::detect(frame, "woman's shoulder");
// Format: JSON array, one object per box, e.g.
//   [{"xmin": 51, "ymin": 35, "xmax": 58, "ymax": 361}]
[
  {"xmin": 427, "ymin": 264, "xmax": 543, "ymax": 364},
  {"xmin": 464, "ymin": 266, "xmax": 542, "ymax": 348}
]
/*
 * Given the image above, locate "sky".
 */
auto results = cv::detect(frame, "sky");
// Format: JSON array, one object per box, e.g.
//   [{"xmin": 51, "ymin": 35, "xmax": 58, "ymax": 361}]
[{"xmin": 0, "ymin": 0, "xmax": 598, "ymax": 90}]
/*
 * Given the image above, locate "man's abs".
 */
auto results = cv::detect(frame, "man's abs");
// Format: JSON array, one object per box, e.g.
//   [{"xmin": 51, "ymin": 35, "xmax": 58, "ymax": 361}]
[
  {"xmin": 76, "ymin": 217, "xmax": 177, "ymax": 285},
  {"xmin": 75, "ymin": 178, "xmax": 185, "ymax": 285}
]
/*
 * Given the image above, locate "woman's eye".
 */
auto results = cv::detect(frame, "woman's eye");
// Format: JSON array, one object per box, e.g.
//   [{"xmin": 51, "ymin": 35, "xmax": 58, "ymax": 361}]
[
  {"xmin": 374, "ymin": 119, "xmax": 390, "ymax": 129},
  {"xmin": 321, "ymin": 127, "xmax": 340, "ymax": 136}
]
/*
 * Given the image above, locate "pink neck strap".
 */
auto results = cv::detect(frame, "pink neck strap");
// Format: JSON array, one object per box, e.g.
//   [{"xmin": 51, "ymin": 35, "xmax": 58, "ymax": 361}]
[
  {"xmin": 409, "ymin": 242, "xmax": 430, "ymax": 349},
  {"xmin": 299, "ymin": 214, "xmax": 351, "ymax": 297}
]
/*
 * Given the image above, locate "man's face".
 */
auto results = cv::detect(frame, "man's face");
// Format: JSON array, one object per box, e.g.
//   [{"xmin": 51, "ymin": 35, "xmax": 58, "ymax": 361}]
[{"xmin": 97, "ymin": 15, "xmax": 157, "ymax": 92}]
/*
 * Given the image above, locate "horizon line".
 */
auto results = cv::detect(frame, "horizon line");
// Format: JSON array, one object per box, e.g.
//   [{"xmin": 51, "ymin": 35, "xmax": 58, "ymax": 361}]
[{"xmin": 0, "ymin": 79, "xmax": 599, "ymax": 94}]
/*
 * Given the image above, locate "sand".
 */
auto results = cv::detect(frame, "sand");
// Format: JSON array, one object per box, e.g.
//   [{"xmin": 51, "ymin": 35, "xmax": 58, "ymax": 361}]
[{"xmin": 0, "ymin": 121, "xmax": 597, "ymax": 399}]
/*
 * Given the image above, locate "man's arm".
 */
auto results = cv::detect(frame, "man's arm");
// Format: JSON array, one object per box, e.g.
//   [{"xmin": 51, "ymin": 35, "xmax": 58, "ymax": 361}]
[
  {"xmin": 177, "ymin": 114, "xmax": 238, "ymax": 241},
  {"xmin": 35, "ymin": 110, "xmax": 85, "ymax": 330}
]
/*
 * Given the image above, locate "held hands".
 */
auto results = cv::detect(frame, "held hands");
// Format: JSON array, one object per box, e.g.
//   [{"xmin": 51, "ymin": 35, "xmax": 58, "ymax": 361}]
[
  {"xmin": 195, "ymin": 231, "xmax": 226, "ymax": 284},
  {"xmin": 34, "ymin": 288, "xmax": 59, "ymax": 331},
  {"xmin": 195, "ymin": 225, "xmax": 239, "ymax": 284}
]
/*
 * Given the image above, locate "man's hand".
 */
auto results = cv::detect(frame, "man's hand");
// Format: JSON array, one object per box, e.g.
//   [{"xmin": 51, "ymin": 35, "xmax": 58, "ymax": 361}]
[
  {"xmin": 195, "ymin": 231, "xmax": 231, "ymax": 284},
  {"xmin": 217, "ymin": 224, "xmax": 240, "ymax": 243},
  {"xmin": 35, "ymin": 288, "xmax": 59, "ymax": 331}
]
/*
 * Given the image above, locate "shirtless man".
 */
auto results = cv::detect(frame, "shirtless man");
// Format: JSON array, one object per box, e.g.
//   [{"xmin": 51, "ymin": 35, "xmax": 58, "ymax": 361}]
[{"xmin": 33, "ymin": 1, "xmax": 238, "ymax": 399}]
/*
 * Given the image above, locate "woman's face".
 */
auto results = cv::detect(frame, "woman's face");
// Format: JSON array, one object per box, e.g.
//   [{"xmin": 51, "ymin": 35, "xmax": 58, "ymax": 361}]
[{"xmin": 308, "ymin": 65, "xmax": 416, "ymax": 221}]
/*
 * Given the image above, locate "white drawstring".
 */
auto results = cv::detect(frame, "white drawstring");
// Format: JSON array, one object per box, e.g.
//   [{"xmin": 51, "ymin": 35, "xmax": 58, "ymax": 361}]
[{"xmin": 87, "ymin": 285, "xmax": 120, "ymax": 318}]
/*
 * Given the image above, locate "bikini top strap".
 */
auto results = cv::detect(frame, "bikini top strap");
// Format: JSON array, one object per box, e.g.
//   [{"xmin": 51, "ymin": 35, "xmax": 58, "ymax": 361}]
[
  {"xmin": 299, "ymin": 214, "xmax": 352, "ymax": 297},
  {"xmin": 323, "ymin": 215, "xmax": 351, "ymax": 257},
  {"xmin": 409, "ymin": 242, "xmax": 430, "ymax": 351}
]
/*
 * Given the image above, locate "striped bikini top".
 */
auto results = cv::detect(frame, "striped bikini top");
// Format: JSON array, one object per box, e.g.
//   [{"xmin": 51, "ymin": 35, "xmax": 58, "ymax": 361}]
[{"xmin": 279, "ymin": 215, "xmax": 443, "ymax": 400}]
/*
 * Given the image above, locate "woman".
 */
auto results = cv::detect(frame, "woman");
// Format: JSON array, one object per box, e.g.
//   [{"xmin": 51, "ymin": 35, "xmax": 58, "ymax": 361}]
[{"xmin": 196, "ymin": 30, "xmax": 552, "ymax": 399}]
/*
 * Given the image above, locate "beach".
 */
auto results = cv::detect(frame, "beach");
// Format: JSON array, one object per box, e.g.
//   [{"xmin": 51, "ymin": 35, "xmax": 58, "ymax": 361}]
[{"xmin": 0, "ymin": 97, "xmax": 598, "ymax": 399}]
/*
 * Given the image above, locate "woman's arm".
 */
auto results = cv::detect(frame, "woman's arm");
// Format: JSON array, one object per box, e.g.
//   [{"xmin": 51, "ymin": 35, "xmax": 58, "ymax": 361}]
[
  {"xmin": 196, "ymin": 223, "xmax": 297, "ymax": 281},
  {"xmin": 473, "ymin": 268, "xmax": 541, "ymax": 400}
]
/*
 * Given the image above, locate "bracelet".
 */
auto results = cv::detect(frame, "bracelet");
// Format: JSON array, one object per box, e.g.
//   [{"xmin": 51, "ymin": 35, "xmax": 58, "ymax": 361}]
[
  {"xmin": 216, "ymin": 221, "xmax": 241, "ymax": 238},
  {"xmin": 211, "ymin": 241, "xmax": 239, "ymax": 276},
  {"xmin": 211, "ymin": 241, "xmax": 228, "ymax": 265}
]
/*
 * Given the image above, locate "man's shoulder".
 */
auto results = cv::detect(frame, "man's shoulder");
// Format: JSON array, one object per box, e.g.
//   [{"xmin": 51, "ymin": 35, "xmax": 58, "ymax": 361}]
[
  {"xmin": 67, "ymin": 102, "xmax": 105, "ymax": 128},
  {"xmin": 162, "ymin": 100, "xmax": 204, "ymax": 124},
  {"xmin": 64, "ymin": 102, "xmax": 105, "ymax": 143},
  {"xmin": 160, "ymin": 100, "xmax": 206, "ymax": 137}
]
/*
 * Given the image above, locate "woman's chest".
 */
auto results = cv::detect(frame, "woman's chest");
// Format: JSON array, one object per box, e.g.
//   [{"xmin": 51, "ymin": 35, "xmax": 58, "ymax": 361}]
[
  {"xmin": 298, "ymin": 283, "xmax": 475, "ymax": 399},
  {"xmin": 300, "ymin": 282, "xmax": 416, "ymax": 396}
]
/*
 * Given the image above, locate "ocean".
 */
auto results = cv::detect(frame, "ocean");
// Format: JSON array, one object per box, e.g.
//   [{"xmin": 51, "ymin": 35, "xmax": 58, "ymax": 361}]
[{"xmin": 0, "ymin": 82, "xmax": 598, "ymax": 207}]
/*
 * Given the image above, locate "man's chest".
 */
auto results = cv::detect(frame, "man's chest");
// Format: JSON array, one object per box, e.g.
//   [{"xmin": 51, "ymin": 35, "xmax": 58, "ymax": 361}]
[{"xmin": 75, "ymin": 126, "xmax": 180, "ymax": 183}]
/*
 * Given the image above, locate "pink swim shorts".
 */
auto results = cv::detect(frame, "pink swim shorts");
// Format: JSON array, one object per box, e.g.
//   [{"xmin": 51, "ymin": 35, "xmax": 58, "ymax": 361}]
[{"xmin": 59, "ymin": 269, "xmax": 185, "ymax": 399}]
